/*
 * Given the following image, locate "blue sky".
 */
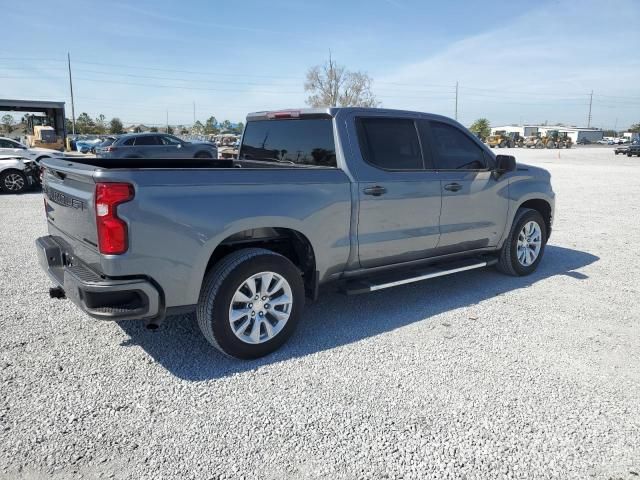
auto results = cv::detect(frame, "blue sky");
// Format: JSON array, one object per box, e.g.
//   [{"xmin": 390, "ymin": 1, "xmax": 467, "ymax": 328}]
[{"xmin": 2, "ymin": 0, "xmax": 639, "ymax": 129}]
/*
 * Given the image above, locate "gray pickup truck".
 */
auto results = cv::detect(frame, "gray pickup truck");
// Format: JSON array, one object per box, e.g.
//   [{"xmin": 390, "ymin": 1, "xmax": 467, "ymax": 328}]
[{"xmin": 36, "ymin": 108, "xmax": 554, "ymax": 359}]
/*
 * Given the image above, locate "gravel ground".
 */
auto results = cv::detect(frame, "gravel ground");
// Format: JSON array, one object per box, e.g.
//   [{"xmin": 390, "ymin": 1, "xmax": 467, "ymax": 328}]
[{"xmin": 1, "ymin": 147, "xmax": 639, "ymax": 479}]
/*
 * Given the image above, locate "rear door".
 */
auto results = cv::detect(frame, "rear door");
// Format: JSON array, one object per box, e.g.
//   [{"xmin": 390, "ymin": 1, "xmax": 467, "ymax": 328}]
[
  {"xmin": 421, "ymin": 120, "xmax": 509, "ymax": 253},
  {"xmin": 352, "ymin": 116, "xmax": 442, "ymax": 268}
]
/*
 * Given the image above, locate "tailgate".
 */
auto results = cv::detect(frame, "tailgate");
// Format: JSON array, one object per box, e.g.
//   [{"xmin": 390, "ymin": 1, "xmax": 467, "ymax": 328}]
[{"xmin": 42, "ymin": 159, "xmax": 99, "ymax": 249}]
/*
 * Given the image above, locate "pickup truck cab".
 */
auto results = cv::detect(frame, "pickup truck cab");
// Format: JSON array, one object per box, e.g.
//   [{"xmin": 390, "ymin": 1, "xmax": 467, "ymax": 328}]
[{"xmin": 36, "ymin": 108, "xmax": 554, "ymax": 359}]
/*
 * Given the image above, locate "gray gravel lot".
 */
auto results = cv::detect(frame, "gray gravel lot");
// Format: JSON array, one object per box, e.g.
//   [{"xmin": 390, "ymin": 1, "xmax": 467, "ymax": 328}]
[{"xmin": 1, "ymin": 147, "xmax": 639, "ymax": 479}]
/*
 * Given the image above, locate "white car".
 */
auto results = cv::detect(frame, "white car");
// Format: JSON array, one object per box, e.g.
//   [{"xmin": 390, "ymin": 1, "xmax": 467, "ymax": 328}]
[
  {"xmin": 0, "ymin": 155, "xmax": 38, "ymax": 194},
  {"xmin": 0, "ymin": 136, "xmax": 65, "ymax": 164}
]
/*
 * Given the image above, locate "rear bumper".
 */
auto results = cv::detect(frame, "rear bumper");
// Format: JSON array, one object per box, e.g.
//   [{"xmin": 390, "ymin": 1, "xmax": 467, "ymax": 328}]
[{"xmin": 36, "ymin": 235, "xmax": 161, "ymax": 321}]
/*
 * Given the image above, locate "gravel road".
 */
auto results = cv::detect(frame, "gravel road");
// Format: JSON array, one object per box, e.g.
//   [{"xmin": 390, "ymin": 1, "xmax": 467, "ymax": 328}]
[{"xmin": 1, "ymin": 147, "xmax": 639, "ymax": 479}]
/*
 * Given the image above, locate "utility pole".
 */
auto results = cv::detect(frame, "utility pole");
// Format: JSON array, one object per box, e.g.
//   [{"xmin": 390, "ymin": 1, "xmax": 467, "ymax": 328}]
[
  {"xmin": 587, "ymin": 90, "xmax": 593, "ymax": 127},
  {"xmin": 67, "ymin": 52, "xmax": 76, "ymax": 135},
  {"xmin": 455, "ymin": 81, "xmax": 459, "ymax": 121},
  {"xmin": 166, "ymin": 109, "xmax": 169, "ymax": 133}
]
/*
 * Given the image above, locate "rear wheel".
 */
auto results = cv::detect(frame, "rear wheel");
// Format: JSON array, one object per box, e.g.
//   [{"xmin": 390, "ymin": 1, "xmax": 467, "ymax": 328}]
[
  {"xmin": 197, "ymin": 248, "xmax": 305, "ymax": 359},
  {"xmin": 497, "ymin": 208, "xmax": 547, "ymax": 276},
  {"xmin": 0, "ymin": 170, "xmax": 28, "ymax": 194}
]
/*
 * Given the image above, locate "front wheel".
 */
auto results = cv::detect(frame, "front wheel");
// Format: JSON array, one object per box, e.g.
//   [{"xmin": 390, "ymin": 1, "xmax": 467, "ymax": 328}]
[
  {"xmin": 0, "ymin": 170, "xmax": 28, "ymax": 194},
  {"xmin": 197, "ymin": 248, "xmax": 305, "ymax": 359},
  {"xmin": 497, "ymin": 208, "xmax": 547, "ymax": 276}
]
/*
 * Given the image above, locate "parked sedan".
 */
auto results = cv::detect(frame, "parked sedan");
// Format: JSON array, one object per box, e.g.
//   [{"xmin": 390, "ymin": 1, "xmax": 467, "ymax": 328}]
[
  {"xmin": 91, "ymin": 136, "xmax": 116, "ymax": 154},
  {"xmin": 0, "ymin": 136, "xmax": 65, "ymax": 164},
  {"xmin": 96, "ymin": 133, "xmax": 218, "ymax": 159}
]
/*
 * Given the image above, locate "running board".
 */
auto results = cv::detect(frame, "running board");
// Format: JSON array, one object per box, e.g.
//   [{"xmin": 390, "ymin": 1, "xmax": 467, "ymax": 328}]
[{"xmin": 343, "ymin": 257, "xmax": 497, "ymax": 295}]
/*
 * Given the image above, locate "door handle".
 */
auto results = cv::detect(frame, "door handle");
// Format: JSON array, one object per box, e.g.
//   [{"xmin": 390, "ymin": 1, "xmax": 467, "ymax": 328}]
[
  {"xmin": 363, "ymin": 185, "xmax": 387, "ymax": 196},
  {"xmin": 444, "ymin": 183, "xmax": 462, "ymax": 192}
]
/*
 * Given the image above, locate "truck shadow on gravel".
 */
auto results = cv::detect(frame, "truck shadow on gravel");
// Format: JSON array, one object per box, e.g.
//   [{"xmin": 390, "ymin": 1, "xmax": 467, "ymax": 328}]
[{"xmin": 117, "ymin": 245, "xmax": 598, "ymax": 381}]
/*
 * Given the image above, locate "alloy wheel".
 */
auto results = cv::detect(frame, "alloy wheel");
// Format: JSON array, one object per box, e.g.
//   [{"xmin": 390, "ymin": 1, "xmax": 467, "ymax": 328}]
[
  {"xmin": 516, "ymin": 221, "xmax": 542, "ymax": 266},
  {"xmin": 3, "ymin": 173, "xmax": 25, "ymax": 192},
  {"xmin": 228, "ymin": 271, "xmax": 293, "ymax": 344}
]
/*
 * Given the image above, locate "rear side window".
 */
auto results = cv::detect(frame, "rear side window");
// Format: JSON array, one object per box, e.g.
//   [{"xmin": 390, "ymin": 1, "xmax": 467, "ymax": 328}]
[
  {"xmin": 122, "ymin": 137, "xmax": 135, "ymax": 146},
  {"xmin": 134, "ymin": 136, "xmax": 160, "ymax": 146},
  {"xmin": 357, "ymin": 118, "xmax": 423, "ymax": 170},
  {"xmin": 428, "ymin": 121, "xmax": 487, "ymax": 170},
  {"xmin": 240, "ymin": 119, "xmax": 336, "ymax": 167}
]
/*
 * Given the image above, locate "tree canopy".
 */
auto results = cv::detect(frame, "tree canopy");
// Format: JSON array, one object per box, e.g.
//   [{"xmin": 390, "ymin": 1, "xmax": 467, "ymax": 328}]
[
  {"xmin": 469, "ymin": 118, "xmax": 491, "ymax": 140},
  {"xmin": 304, "ymin": 56, "xmax": 379, "ymax": 108}
]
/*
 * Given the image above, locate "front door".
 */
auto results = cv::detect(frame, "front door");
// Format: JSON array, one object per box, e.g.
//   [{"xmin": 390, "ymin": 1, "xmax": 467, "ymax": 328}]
[
  {"xmin": 422, "ymin": 120, "xmax": 509, "ymax": 254},
  {"xmin": 353, "ymin": 117, "xmax": 442, "ymax": 268},
  {"xmin": 158, "ymin": 135, "xmax": 183, "ymax": 157}
]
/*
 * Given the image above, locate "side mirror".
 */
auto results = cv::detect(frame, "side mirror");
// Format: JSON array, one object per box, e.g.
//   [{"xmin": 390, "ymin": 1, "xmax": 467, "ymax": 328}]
[{"xmin": 495, "ymin": 154, "xmax": 516, "ymax": 173}]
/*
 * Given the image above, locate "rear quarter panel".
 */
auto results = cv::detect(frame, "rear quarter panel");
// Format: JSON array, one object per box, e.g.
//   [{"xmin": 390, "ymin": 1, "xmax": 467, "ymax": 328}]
[{"xmin": 93, "ymin": 168, "xmax": 352, "ymax": 307}]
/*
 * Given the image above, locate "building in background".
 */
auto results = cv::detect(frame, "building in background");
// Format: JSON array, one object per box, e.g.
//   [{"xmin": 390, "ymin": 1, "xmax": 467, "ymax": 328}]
[{"xmin": 490, "ymin": 125, "xmax": 604, "ymax": 143}]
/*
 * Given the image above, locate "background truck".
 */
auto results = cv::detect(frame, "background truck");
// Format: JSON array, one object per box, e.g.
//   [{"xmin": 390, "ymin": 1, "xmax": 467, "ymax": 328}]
[{"xmin": 36, "ymin": 108, "xmax": 555, "ymax": 359}]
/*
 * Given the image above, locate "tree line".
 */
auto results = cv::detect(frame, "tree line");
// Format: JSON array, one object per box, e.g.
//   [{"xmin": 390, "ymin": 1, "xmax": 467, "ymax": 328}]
[{"xmin": 64, "ymin": 113, "xmax": 244, "ymax": 136}]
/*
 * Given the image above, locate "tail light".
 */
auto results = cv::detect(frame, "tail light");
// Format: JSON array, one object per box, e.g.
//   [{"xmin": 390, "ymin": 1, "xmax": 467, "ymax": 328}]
[
  {"xmin": 104, "ymin": 146, "xmax": 117, "ymax": 152},
  {"xmin": 95, "ymin": 182, "xmax": 134, "ymax": 254}
]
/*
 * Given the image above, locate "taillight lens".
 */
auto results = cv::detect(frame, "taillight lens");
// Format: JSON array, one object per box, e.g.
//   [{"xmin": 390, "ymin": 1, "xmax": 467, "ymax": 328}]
[{"xmin": 95, "ymin": 182, "xmax": 134, "ymax": 254}]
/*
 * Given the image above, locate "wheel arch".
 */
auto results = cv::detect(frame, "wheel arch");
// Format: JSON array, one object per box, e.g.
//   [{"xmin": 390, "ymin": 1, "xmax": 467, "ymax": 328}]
[
  {"xmin": 518, "ymin": 198, "xmax": 552, "ymax": 236},
  {"xmin": 201, "ymin": 227, "xmax": 318, "ymax": 300}
]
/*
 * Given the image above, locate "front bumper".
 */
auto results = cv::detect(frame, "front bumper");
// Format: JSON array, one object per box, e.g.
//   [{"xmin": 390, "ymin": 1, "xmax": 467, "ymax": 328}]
[{"xmin": 36, "ymin": 236, "xmax": 161, "ymax": 321}]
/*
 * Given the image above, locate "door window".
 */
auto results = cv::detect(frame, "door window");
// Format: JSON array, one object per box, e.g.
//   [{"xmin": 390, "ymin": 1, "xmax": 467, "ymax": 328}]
[
  {"xmin": 357, "ymin": 118, "xmax": 424, "ymax": 170},
  {"xmin": 428, "ymin": 121, "xmax": 487, "ymax": 170},
  {"xmin": 160, "ymin": 135, "xmax": 182, "ymax": 146},
  {"xmin": 133, "ymin": 135, "xmax": 161, "ymax": 146}
]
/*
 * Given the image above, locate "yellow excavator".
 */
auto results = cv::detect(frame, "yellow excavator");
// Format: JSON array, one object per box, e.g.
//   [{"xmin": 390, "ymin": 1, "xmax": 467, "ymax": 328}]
[{"xmin": 24, "ymin": 115, "xmax": 64, "ymax": 151}]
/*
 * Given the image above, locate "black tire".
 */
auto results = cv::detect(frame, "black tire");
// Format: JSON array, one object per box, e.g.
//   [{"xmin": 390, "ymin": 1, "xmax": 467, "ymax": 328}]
[
  {"xmin": 197, "ymin": 248, "xmax": 305, "ymax": 359},
  {"xmin": 496, "ymin": 208, "xmax": 547, "ymax": 276},
  {"xmin": 0, "ymin": 170, "xmax": 28, "ymax": 194},
  {"xmin": 194, "ymin": 151, "xmax": 212, "ymax": 159}
]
